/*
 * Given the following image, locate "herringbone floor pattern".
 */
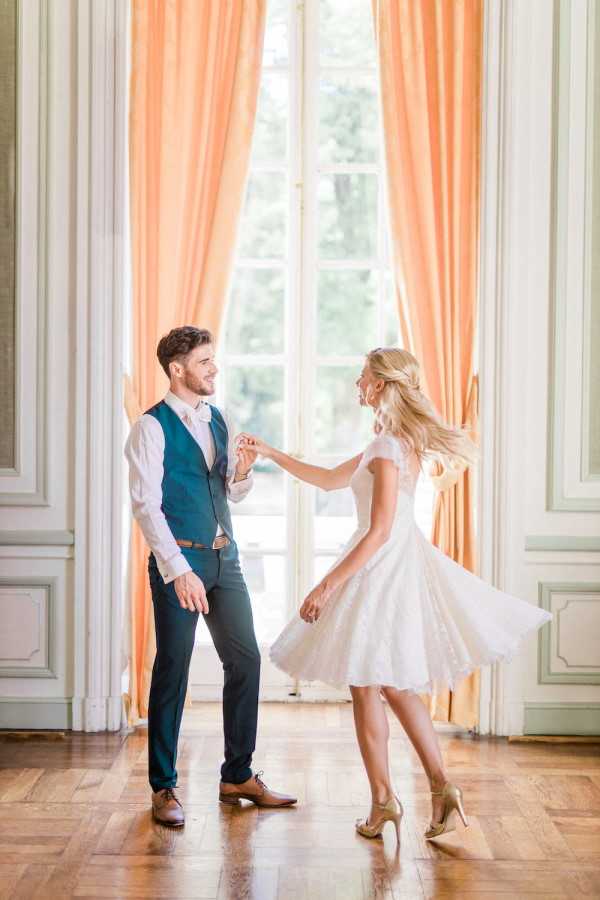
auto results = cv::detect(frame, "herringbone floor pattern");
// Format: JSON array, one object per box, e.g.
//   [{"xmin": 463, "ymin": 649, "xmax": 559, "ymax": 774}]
[{"xmin": 1, "ymin": 703, "xmax": 599, "ymax": 898}]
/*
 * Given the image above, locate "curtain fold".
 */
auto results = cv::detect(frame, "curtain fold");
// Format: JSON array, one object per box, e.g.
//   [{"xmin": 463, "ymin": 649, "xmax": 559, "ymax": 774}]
[
  {"xmin": 126, "ymin": 0, "xmax": 266, "ymax": 722},
  {"xmin": 372, "ymin": 0, "xmax": 483, "ymax": 728}
]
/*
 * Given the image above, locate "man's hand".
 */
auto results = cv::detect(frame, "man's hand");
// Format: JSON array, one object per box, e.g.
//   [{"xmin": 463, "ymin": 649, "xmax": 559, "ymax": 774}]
[
  {"xmin": 174, "ymin": 571, "xmax": 209, "ymax": 614},
  {"xmin": 234, "ymin": 442, "xmax": 258, "ymax": 480}
]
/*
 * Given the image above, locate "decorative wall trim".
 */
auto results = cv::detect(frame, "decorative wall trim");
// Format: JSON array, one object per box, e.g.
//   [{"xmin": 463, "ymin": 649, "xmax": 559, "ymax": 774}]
[
  {"xmin": 539, "ymin": 581, "xmax": 600, "ymax": 684},
  {"xmin": 0, "ymin": 0, "xmax": 49, "ymax": 505},
  {"xmin": 525, "ymin": 535, "xmax": 600, "ymax": 552},
  {"xmin": 0, "ymin": 697, "xmax": 71, "ymax": 729},
  {"xmin": 547, "ymin": 0, "xmax": 600, "ymax": 511},
  {"xmin": 0, "ymin": 530, "xmax": 74, "ymax": 546},
  {"xmin": 524, "ymin": 701, "xmax": 600, "ymax": 735},
  {"xmin": 0, "ymin": 576, "xmax": 57, "ymax": 678},
  {"xmin": 476, "ymin": 0, "xmax": 514, "ymax": 736},
  {"xmin": 72, "ymin": 0, "xmax": 127, "ymax": 732},
  {"xmin": 581, "ymin": 0, "xmax": 600, "ymax": 483}
]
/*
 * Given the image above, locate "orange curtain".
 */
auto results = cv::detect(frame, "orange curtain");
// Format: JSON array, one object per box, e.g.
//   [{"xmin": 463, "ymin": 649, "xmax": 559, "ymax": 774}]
[
  {"xmin": 372, "ymin": 0, "xmax": 483, "ymax": 727},
  {"xmin": 126, "ymin": 0, "xmax": 266, "ymax": 722}
]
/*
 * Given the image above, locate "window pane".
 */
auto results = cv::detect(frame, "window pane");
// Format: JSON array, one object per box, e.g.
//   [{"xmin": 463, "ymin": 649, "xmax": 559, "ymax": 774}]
[
  {"xmin": 319, "ymin": 74, "xmax": 378, "ymax": 164},
  {"xmin": 225, "ymin": 366, "xmax": 285, "ymax": 448},
  {"xmin": 252, "ymin": 73, "xmax": 288, "ymax": 163},
  {"xmin": 314, "ymin": 483, "xmax": 356, "ymax": 551},
  {"xmin": 243, "ymin": 554, "xmax": 288, "ymax": 645},
  {"xmin": 319, "ymin": 0, "xmax": 376, "ymax": 68},
  {"xmin": 314, "ymin": 365, "xmax": 374, "ymax": 454},
  {"xmin": 383, "ymin": 270, "xmax": 401, "ymax": 346},
  {"xmin": 314, "ymin": 554, "xmax": 338, "ymax": 584},
  {"xmin": 226, "ymin": 268, "xmax": 285, "ymax": 355},
  {"xmin": 231, "ymin": 463, "xmax": 286, "ymax": 551},
  {"xmin": 263, "ymin": 0, "xmax": 288, "ymax": 66},
  {"xmin": 317, "ymin": 269, "xmax": 377, "ymax": 355},
  {"xmin": 238, "ymin": 172, "xmax": 287, "ymax": 259},
  {"xmin": 318, "ymin": 174, "xmax": 377, "ymax": 259}
]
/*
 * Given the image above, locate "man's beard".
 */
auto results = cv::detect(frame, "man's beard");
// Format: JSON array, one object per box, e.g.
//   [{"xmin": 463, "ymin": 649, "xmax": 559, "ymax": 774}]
[{"xmin": 183, "ymin": 369, "xmax": 213, "ymax": 397}]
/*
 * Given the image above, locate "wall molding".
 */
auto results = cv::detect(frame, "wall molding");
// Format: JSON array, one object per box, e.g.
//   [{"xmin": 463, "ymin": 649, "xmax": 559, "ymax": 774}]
[
  {"xmin": 525, "ymin": 535, "xmax": 600, "ymax": 552},
  {"xmin": 524, "ymin": 701, "xmax": 600, "ymax": 735},
  {"xmin": 0, "ymin": 530, "xmax": 74, "ymax": 546},
  {"xmin": 477, "ymin": 0, "xmax": 515, "ymax": 736},
  {"xmin": 0, "ymin": 697, "xmax": 71, "ymax": 729},
  {"xmin": 72, "ymin": 0, "xmax": 127, "ymax": 732},
  {"xmin": 547, "ymin": 0, "xmax": 600, "ymax": 511},
  {"xmin": 0, "ymin": 576, "xmax": 58, "ymax": 678},
  {"xmin": 0, "ymin": 0, "xmax": 50, "ymax": 505},
  {"xmin": 538, "ymin": 581, "xmax": 600, "ymax": 684}
]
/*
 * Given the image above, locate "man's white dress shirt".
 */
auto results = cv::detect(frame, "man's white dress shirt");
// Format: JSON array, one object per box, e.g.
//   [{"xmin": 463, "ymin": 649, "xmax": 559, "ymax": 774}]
[{"xmin": 125, "ymin": 391, "xmax": 252, "ymax": 584}]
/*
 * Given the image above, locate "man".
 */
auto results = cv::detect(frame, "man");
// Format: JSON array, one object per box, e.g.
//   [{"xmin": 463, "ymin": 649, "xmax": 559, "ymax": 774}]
[{"xmin": 125, "ymin": 326, "xmax": 296, "ymax": 826}]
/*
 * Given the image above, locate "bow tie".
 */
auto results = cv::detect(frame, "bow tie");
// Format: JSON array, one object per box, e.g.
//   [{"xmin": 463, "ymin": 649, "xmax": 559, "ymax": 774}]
[{"xmin": 183, "ymin": 402, "xmax": 211, "ymax": 425}]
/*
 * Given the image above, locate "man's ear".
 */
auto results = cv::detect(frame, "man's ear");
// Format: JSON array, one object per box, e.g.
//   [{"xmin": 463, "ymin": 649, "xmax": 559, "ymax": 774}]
[{"xmin": 169, "ymin": 361, "xmax": 182, "ymax": 379}]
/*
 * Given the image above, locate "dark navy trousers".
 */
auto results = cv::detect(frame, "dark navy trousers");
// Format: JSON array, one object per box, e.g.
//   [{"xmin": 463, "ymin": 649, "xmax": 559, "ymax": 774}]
[{"xmin": 147, "ymin": 542, "xmax": 261, "ymax": 791}]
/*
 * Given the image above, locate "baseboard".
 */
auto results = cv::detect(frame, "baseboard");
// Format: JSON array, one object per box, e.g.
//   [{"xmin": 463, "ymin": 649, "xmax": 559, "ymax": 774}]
[
  {"xmin": 509, "ymin": 734, "xmax": 600, "ymax": 743},
  {"xmin": 0, "ymin": 698, "xmax": 72, "ymax": 730},
  {"xmin": 71, "ymin": 695, "xmax": 124, "ymax": 732},
  {"xmin": 523, "ymin": 702, "xmax": 600, "ymax": 736},
  {"xmin": 190, "ymin": 684, "xmax": 353, "ymax": 703}
]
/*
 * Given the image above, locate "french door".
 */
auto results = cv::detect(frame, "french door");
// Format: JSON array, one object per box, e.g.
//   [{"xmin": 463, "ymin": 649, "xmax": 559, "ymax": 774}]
[{"xmin": 189, "ymin": 0, "xmax": 434, "ymax": 700}]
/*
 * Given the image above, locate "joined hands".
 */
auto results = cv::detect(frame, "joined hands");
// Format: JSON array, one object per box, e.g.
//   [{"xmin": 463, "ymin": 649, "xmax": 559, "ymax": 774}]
[{"xmin": 236, "ymin": 433, "xmax": 272, "ymax": 460}]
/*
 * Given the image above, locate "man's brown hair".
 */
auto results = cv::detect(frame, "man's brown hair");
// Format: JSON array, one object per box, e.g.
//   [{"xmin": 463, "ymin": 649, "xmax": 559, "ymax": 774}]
[{"xmin": 156, "ymin": 326, "xmax": 213, "ymax": 378}]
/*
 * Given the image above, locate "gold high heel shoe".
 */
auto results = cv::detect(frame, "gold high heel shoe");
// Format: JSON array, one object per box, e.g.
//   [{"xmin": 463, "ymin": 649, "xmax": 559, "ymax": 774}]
[
  {"xmin": 425, "ymin": 782, "xmax": 468, "ymax": 839},
  {"xmin": 355, "ymin": 794, "xmax": 404, "ymax": 841}
]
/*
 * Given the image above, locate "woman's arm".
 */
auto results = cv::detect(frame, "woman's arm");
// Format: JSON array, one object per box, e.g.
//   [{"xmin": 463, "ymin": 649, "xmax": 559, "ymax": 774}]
[
  {"xmin": 299, "ymin": 457, "xmax": 399, "ymax": 621},
  {"xmin": 236, "ymin": 433, "xmax": 362, "ymax": 491}
]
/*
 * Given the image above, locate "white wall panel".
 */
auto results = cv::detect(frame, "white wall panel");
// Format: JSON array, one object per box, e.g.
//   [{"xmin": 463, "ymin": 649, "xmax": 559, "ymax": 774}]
[
  {"xmin": 479, "ymin": 0, "xmax": 600, "ymax": 735},
  {"xmin": 0, "ymin": 0, "xmax": 126, "ymax": 731}
]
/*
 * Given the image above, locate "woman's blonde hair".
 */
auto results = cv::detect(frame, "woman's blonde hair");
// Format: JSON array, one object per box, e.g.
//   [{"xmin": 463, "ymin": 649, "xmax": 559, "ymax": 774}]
[{"xmin": 366, "ymin": 347, "xmax": 477, "ymax": 475}]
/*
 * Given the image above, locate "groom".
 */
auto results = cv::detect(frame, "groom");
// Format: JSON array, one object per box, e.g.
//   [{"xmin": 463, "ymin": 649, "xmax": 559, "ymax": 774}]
[{"xmin": 125, "ymin": 326, "xmax": 296, "ymax": 826}]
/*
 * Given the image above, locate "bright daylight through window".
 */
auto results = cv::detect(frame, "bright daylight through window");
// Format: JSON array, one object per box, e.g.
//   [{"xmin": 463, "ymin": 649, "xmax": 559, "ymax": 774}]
[{"xmin": 205, "ymin": 0, "xmax": 435, "ymax": 658}]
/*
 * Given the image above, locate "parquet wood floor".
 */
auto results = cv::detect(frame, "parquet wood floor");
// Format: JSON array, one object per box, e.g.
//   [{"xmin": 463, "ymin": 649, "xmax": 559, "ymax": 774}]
[{"xmin": 1, "ymin": 702, "xmax": 599, "ymax": 898}]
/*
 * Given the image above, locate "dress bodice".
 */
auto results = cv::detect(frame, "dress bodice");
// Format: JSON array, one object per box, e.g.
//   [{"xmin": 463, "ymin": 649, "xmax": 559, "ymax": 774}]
[{"xmin": 349, "ymin": 434, "xmax": 420, "ymax": 532}]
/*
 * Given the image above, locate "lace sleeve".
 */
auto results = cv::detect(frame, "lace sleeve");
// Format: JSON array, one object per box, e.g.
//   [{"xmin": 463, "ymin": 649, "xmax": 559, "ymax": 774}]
[{"xmin": 361, "ymin": 434, "xmax": 409, "ymax": 476}]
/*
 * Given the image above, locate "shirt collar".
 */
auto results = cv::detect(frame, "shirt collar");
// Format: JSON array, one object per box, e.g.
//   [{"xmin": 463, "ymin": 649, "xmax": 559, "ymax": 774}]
[{"xmin": 164, "ymin": 390, "xmax": 211, "ymax": 422}]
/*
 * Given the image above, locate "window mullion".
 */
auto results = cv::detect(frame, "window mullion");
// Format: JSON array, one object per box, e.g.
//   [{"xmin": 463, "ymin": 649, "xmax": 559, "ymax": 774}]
[
  {"xmin": 295, "ymin": 0, "xmax": 319, "ymax": 628},
  {"xmin": 285, "ymin": 0, "xmax": 308, "ymax": 642}
]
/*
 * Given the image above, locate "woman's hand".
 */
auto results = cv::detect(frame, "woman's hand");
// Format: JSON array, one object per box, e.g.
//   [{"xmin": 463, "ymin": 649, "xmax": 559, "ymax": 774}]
[
  {"xmin": 236, "ymin": 432, "xmax": 274, "ymax": 460},
  {"xmin": 299, "ymin": 580, "xmax": 334, "ymax": 623}
]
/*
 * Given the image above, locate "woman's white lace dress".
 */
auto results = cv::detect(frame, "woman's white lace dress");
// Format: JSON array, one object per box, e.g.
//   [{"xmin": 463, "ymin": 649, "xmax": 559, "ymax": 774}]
[{"xmin": 269, "ymin": 434, "xmax": 552, "ymax": 693}]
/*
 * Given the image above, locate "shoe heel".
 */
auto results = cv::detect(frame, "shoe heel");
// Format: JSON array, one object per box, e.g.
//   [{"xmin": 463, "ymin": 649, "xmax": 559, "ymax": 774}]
[
  {"xmin": 219, "ymin": 793, "xmax": 241, "ymax": 806},
  {"xmin": 392, "ymin": 814, "xmax": 402, "ymax": 842},
  {"xmin": 455, "ymin": 795, "xmax": 468, "ymax": 827},
  {"xmin": 448, "ymin": 785, "xmax": 468, "ymax": 827}
]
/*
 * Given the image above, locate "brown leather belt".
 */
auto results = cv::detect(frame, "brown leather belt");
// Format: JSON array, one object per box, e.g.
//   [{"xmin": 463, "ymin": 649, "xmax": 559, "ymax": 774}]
[{"xmin": 176, "ymin": 536, "xmax": 230, "ymax": 550}]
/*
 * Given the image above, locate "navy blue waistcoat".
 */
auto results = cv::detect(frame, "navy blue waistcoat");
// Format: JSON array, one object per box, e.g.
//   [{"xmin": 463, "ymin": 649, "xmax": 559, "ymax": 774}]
[{"xmin": 145, "ymin": 400, "xmax": 234, "ymax": 546}]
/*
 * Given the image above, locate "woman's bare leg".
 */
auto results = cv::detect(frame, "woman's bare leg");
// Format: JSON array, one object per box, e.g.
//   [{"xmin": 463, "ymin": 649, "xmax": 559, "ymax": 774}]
[
  {"xmin": 350, "ymin": 685, "xmax": 394, "ymax": 821},
  {"xmin": 381, "ymin": 687, "xmax": 448, "ymax": 823}
]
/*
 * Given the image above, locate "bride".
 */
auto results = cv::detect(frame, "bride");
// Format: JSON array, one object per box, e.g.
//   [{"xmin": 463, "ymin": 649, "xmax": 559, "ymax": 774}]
[{"xmin": 237, "ymin": 347, "xmax": 551, "ymax": 842}]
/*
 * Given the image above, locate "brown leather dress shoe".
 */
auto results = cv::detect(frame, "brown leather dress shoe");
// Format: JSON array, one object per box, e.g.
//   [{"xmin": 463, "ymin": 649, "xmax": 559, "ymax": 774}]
[
  {"xmin": 219, "ymin": 770, "xmax": 297, "ymax": 808},
  {"xmin": 152, "ymin": 787, "xmax": 185, "ymax": 827}
]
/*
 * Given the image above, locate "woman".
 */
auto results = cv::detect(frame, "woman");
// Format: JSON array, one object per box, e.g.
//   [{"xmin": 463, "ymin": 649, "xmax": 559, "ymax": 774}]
[{"xmin": 238, "ymin": 348, "xmax": 551, "ymax": 842}]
